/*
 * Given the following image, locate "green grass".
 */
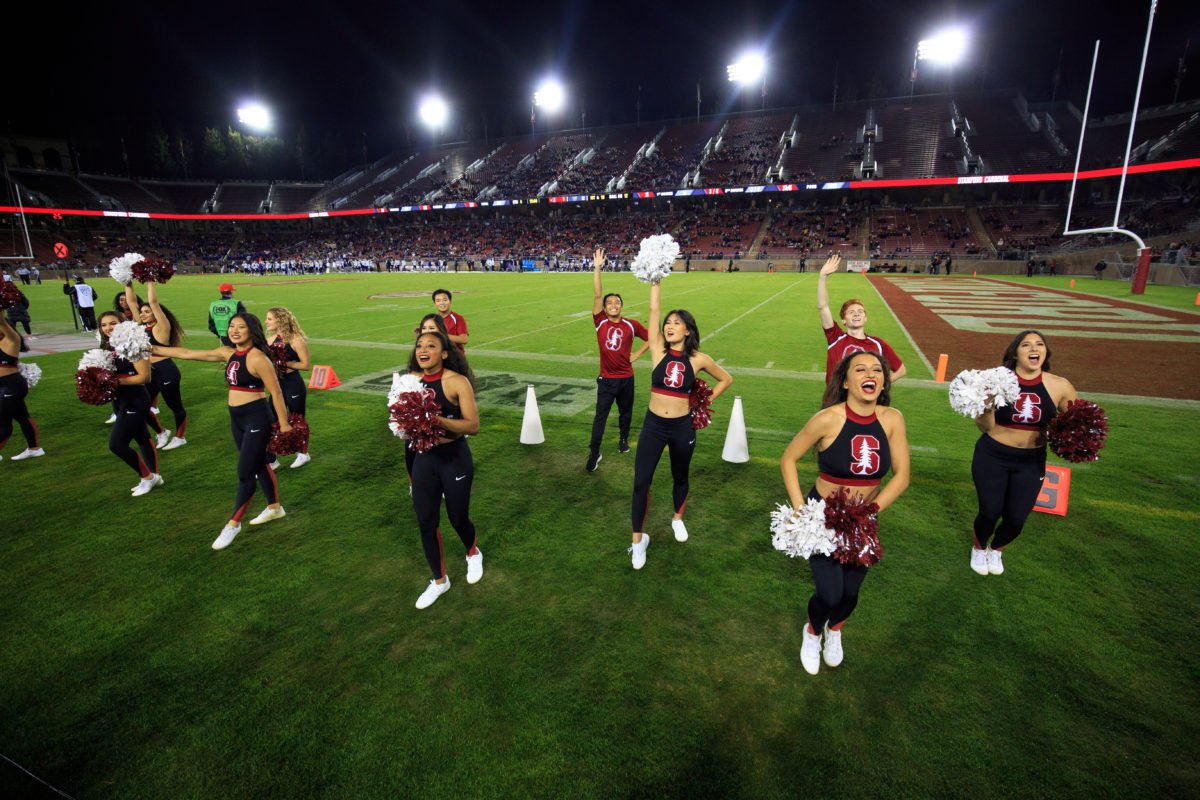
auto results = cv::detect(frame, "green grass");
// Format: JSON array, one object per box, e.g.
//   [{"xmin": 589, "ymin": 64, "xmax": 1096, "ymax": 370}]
[{"xmin": 3, "ymin": 272, "xmax": 1198, "ymax": 798}]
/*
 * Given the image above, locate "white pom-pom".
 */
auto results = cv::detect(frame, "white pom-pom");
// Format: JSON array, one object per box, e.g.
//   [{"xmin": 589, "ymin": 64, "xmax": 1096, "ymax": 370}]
[
  {"xmin": 78, "ymin": 348, "xmax": 115, "ymax": 371},
  {"xmin": 770, "ymin": 499, "xmax": 837, "ymax": 559},
  {"xmin": 630, "ymin": 233, "xmax": 680, "ymax": 284},
  {"xmin": 107, "ymin": 321, "xmax": 152, "ymax": 362},
  {"xmin": 387, "ymin": 372, "xmax": 425, "ymax": 438},
  {"xmin": 18, "ymin": 362, "xmax": 41, "ymax": 388},
  {"xmin": 109, "ymin": 252, "xmax": 144, "ymax": 285},
  {"xmin": 387, "ymin": 372, "xmax": 424, "ymax": 405},
  {"xmin": 949, "ymin": 366, "xmax": 1020, "ymax": 418}
]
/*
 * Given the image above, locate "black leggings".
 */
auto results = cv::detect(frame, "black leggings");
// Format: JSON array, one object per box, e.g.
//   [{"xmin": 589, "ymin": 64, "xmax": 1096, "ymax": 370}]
[
  {"xmin": 410, "ymin": 437, "xmax": 477, "ymax": 578},
  {"xmin": 110, "ymin": 385, "xmax": 156, "ymax": 478},
  {"xmin": 971, "ymin": 434, "xmax": 1046, "ymax": 550},
  {"xmin": 146, "ymin": 359, "xmax": 187, "ymax": 438},
  {"xmin": 631, "ymin": 410, "xmax": 695, "ymax": 532},
  {"xmin": 589, "ymin": 375, "xmax": 635, "ymax": 453},
  {"xmin": 805, "ymin": 488, "xmax": 868, "ymax": 632},
  {"xmin": 229, "ymin": 400, "xmax": 279, "ymax": 522},
  {"xmin": 0, "ymin": 372, "xmax": 38, "ymax": 453},
  {"xmin": 280, "ymin": 370, "xmax": 307, "ymax": 417}
]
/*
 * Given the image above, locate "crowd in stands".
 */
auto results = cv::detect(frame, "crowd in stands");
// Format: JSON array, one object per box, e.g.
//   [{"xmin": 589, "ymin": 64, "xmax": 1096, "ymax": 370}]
[
  {"xmin": 699, "ymin": 127, "xmax": 780, "ymax": 187},
  {"xmin": 757, "ymin": 203, "xmax": 863, "ymax": 258}
]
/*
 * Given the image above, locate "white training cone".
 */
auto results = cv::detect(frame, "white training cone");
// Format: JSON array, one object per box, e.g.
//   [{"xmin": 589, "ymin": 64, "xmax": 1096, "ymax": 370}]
[
  {"xmin": 520, "ymin": 384, "xmax": 545, "ymax": 444},
  {"xmin": 721, "ymin": 395, "xmax": 749, "ymax": 463}
]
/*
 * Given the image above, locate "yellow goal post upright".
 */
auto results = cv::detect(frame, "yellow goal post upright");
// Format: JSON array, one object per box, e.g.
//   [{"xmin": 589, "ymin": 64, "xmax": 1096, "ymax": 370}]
[{"xmin": 1062, "ymin": 0, "xmax": 1158, "ymax": 294}]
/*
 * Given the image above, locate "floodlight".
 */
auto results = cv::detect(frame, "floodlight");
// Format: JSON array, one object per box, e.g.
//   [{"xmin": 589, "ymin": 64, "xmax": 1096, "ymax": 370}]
[
  {"xmin": 533, "ymin": 80, "xmax": 565, "ymax": 112},
  {"xmin": 727, "ymin": 53, "xmax": 766, "ymax": 84},
  {"xmin": 237, "ymin": 103, "xmax": 271, "ymax": 131},
  {"xmin": 916, "ymin": 29, "xmax": 968, "ymax": 64},
  {"xmin": 419, "ymin": 96, "xmax": 448, "ymax": 128}
]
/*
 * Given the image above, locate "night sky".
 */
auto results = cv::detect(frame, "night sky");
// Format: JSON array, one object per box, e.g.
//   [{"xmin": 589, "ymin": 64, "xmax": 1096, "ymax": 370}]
[{"xmin": 8, "ymin": 0, "xmax": 1197, "ymax": 176}]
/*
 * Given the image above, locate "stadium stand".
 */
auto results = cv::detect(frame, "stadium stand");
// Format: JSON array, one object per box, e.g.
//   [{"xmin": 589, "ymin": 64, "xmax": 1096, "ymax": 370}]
[
  {"xmin": 10, "ymin": 169, "xmax": 105, "ymax": 210},
  {"xmin": 265, "ymin": 183, "xmax": 325, "ymax": 214},
  {"xmin": 79, "ymin": 175, "xmax": 175, "ymax": 213},
  {"xmin": 140, "ymin": 181, "xmax": 218, "ymax": 214},
  {"xmin": 778, "ymin": 107, "xmax": 869, "ymax": 183},
  {"xmin": 623, "ymin": 120, "xmax": 721, "ymax": 191},
  {"xmin": 213, "ymin": 183, "xmax": 270, "ymax": 214},
  {"xmin": 757, "ymin": 204, "xmax": 865, "ymax": 258}
]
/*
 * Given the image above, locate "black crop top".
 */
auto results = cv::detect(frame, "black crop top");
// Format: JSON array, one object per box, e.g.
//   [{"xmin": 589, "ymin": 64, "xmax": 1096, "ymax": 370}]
[
  {"xmin": 146, "ymin": 324, "xmax": 165, "ymax": 348},
  {"xmin": 651, "ymin": 349, "xmax": 695, "ymax": 399},
  {"xmin": 422, "ymin": 370, "xmax": 461, "ymax": 421},
  {"xmin": 0, "ymin": 347, "xmax": 17, "ymax": 368},
  {"xmin": 225, "ymin": 348, "xmax": 265, "ymax": 391},
  {"xmin": 994, "ymin": 374, "xmax": 1057, "ymax": 431},
  {"xmin": 818, "ymin": 407, "xmax": 892, "ymax": 486}
]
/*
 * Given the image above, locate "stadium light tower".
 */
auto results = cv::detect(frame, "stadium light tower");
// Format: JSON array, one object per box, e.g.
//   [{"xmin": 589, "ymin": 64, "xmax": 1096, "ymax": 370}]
[
  {"xmin": 911, "ymin": 28, "xmax": 968, "ymax": 96},
  {"xmin": 727, "ymin": 52, "xmax": 767, "ymax": 110},
  {"xmin": 236, "ymin": 102, "xmax": 272, "ymax": 132},
  {"xmin": 532, "ymin": 79, "xmax": 566, "ymax": 135}
]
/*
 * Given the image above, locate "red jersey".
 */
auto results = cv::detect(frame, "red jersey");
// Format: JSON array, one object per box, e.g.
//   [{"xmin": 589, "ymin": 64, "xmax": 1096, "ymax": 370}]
[
  {"xmin": 824, "ymin": 322, "xmax": 903, "ymax": 382},
  {"xmin": 442, "ymin": 311, "xmax": 468, "ymax": 353},
  {"xmin": 594, "ymin": 312, "xmax": 649, "ymax": 379}
]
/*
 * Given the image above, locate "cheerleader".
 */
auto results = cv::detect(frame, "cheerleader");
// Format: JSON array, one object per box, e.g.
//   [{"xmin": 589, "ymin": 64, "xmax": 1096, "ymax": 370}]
[
  {"xmin": 628, "ymin": 280, "xmax": 732, "ymax": 569},
  {"xmin": 265, "ymin": 307, "xmax": 311, "ymax": 468},
  {"xmin": 404, "ymin": 330, "xmax": 481, "ymax": 609},
  {"xmin": 97, "ymin": 312, "xmax": 163, "ymax": 496},
  {"xmin": 0, "ymin": 315, "xmax": 42, "ymax": 462},
  {"xmin": 780, "ymin": 351, "xmax": 909, "ymax": 674},
  {"xmin": 968, "ymin": 330, "xmax": 1076, "ymax": 576},
  {"xmin": 125, "ymin": 283, "xmax": 187, "ymax": 450},
  {"xmin": 105, "ymin": 290, "xmax": 145, "ymax": 425},
  {"xmin": 153, "ymin": 313, "xmax": 292, "ymax": 550}
]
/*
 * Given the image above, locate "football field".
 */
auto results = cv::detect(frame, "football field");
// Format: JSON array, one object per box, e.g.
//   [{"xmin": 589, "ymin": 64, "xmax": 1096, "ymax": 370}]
[{"xmin": 3, "ymin": 270, "xmax": 1198, "ymax": 798}]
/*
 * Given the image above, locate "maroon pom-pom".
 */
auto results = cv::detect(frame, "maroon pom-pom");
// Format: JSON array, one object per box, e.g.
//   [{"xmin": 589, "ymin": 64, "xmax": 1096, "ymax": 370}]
[
  {"xmin": 389, "ymin": 388, "xmax": 446, "ymax": 453},
  {"xmin": 1046, "ymin": 399, "xmax": 1109, "ymax": 462},
  {"xmin": 131, "ymin": 257, "xmax": 174, "ymax": 284},
  {"xmin": 75, "ymin": 367, "xmax": 119, "ymax": 405},
  {"xmin": 823, "ymin": 486, "xmax": 882, "ymax": 567},
  {"xmin": 268, "ymin": 413, "xmax": 310, "ymax": 455},
  {"xmin": 689, "ymin": 378, "xmax": 713, "ymax": 430},
  {"xmin": 0, "ymin": 280, "xmax": 22, "ymax": 310},
  {"xmin": 268, "ymin": 339, "xmax": 290, "ymax": 378}
]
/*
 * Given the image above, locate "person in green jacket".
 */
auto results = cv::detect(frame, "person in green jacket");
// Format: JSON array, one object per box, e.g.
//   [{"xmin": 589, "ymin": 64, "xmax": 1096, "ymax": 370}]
[{"xmin": 208, "ymin": 283, "xmax": 246, "ymax": 346}]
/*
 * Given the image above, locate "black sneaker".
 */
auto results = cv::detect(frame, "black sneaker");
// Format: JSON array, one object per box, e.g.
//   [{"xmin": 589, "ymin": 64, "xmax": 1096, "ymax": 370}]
[
  {"xmin": 586, "ymin": 452, "xmax": 602, "ymax": 472},
  {"xmin": 618, "ymin": 438, "xmax": 631, "ymax": 454}
]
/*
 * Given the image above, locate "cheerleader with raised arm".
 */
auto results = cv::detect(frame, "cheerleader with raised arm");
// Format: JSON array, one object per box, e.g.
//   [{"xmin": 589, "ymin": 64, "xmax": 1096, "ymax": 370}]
[
  {"xmin": 399, "ymin": 330, "xmax": 482, "ymax": 609},
  {"xmin": 153, "ymin": 313, "xmax": 292, "ymax": 550},
  {"xmin": 97, "ymin": 312, "xmax": 163, "ymax": 496},
  {"xmin": 0, "ymin": 314, "xmax": 42, "ymax": 462},
  {"xmin": 779, "ymin": 351, "xmax": 910, "ymax": 675},
  {"xmin": 125, "ymin": 283, "xmax": 188, "ymax": 450},
  {"xmin": 265, "ymin": 307, "xmax": 312, "ymax": 468},
  {"xmin": 628, "ymin": 279, "xmax": 732, "ymax": 570}
]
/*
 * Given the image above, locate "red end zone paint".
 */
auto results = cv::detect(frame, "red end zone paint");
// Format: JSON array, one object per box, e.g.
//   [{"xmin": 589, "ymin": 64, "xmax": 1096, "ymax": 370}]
[{"xmin": 869, "ymin": 276, "xmax": 1200, "ymax": 400}]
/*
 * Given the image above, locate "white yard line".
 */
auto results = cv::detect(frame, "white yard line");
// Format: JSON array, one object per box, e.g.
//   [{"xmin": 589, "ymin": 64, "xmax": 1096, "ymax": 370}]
[{"xmin": 705, "ymin": 282, "xmax": 800, "ymax": 340}]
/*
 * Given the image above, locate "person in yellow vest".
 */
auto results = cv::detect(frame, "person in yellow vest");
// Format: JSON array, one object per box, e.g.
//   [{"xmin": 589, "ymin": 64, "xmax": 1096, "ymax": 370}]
[{"xmin": 208, "ymin": 283, "xmax": 246, "ymax": 346}]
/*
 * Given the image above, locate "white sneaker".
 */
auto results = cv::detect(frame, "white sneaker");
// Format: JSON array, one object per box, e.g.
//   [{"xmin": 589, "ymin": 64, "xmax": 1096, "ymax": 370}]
[
  {"xmin": 155, "ymin": 429, "xmax": 171, "ymax": 449},
  {"xmin": 801, "ymin": 626, "xmax": 822, "ymax": 675},
  {"xmin": 672, "ymin": 519, "xmax": 689, "ymax": 542},
  {"xmin": 970, "ymin": 547, "xmax": 989, "ymax": 576},
  {"xmin": 10, "ymin": 447, "xmax": 45, "ymax": 460},
  {"xmin": 105, "ymin": 414, "xmax": 117, "ymax": 424},
  {"xmin": 823, "ymin": 625, "xmax": 844, "ymax": 667},
  {"xmin": 466, "ymin": 549, "xmax": 483, "ymax": 584},
  {"xmin": 415, "ymin": 577, "xmax": 451, "ymax": 609},
  {"xmin": 162, "ymin": 436, "xmax": 187, "ymax": 450},
  {"xmin": 150, "ymin": 406, "xmax": 160, "ymax": 415},
  {"xmin": 987, "ymin": 548, "xmax": 1005, "ymax": 575},
  {"xmin": 290, "ymin": 452, "xmax": 311, "ymax": 469},
  {"xmin": 628, "ymin": 534, "xmax": 650, "ymax": 570},
  {"xmin": 248, "ymin": 506, "xmax": 286, "ymax": 526},
  {"xmin": 267, "ymin": 460, "xmax": 277, "ymax": 471},
  {"xmin": 213, "ymin": 524, "xmax": 241, "ymax": 550},
  {"xmin": 131, "ymin": 473, "xmax": 163, "ymax": 497}
]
